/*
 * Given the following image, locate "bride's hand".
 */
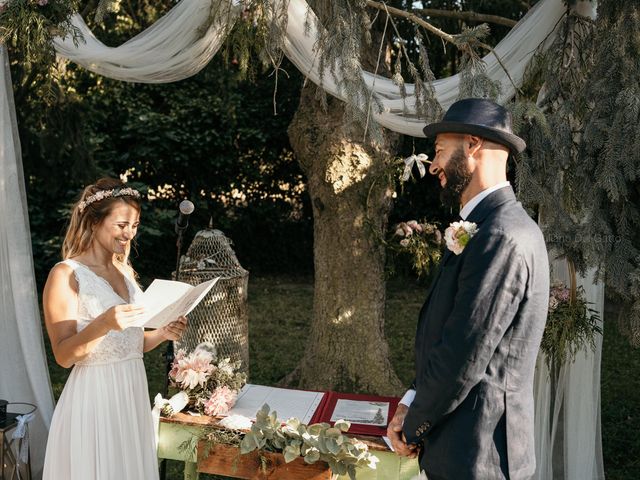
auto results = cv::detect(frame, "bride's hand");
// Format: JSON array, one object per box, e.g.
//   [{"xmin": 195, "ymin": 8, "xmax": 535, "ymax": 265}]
[
  {"xmin": 160, "ymin": 316, "xmax": 188, "ymax": 341},
  {"xmin": 99, "ymin": 304, "xmax": 146, "ymax": 332}
]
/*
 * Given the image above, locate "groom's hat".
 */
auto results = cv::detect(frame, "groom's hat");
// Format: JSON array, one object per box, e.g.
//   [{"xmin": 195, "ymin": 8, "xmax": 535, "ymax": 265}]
[{"xmin": 423, "ymin": 98, "xmax": 526, "ymax": 154}]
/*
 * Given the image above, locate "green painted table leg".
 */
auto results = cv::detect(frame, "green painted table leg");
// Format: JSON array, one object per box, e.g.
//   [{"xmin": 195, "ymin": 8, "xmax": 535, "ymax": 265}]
[
  {"xmin": 158, "ymin": 423, "xmax": 200, "ymax": 463},
  {"xmin": 184, "ymin": 461, "xmax": 199, "ymax": 480},
  {"xmin": 336, "ymin": 451, "xmax": 420, "ymax": 479},
  {"xmin": 158, "ymin": 422, "xmax": 201, "ymax": 479}
]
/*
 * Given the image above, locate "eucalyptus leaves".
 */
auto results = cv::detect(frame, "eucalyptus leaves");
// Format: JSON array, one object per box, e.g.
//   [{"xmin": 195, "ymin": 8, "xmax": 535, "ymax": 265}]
[{"xmin": 239, "ymin": 404, "xmax": 379, "ymax": 479}]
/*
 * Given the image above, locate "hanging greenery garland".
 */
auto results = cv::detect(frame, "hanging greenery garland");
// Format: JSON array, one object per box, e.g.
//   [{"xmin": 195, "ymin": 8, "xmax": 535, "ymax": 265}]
[
  {"xmin": 541, "ymin": 276, "xmax": 602, "ymax": 372},
  {"xmin": 0, "ymin": 0, "xmax": 81, "ymax": 68},
  {"xmin": 512, "ymin": 0, "xmax": 640, "ymax": 347}
]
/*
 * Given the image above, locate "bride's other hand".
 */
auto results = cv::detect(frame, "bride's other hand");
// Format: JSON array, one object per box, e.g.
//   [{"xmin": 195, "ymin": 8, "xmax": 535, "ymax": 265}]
[
  {"xmin": 99, "ymin": 304, "xmax": 146, "ymax": 332},
  {"xmin": 160, "ymin": 316, "xmax": 188, "ymax": 341}
]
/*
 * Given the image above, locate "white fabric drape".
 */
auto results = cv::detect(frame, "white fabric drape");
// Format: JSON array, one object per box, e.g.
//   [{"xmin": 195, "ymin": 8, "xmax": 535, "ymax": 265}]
[
  {"xmin": 0, "ymin": 46, "xmax": 55, "ymax": 478},
  {"xmin": 533, "ymin": 259, "xmax": 605, "ymax": 480},
  {"xmin": 53, "ymin": 0, "xmax": 239, "ymax": 83},
  {"xmin": 53, "ymin": 0, "xmax": 567, "ymax": 136},
  {"xmin": 532, "ymin": 2, "xmax": 604, "ymax": 477},
  {"xmin": 281, "ymin": 0, "xmax": 566, "ymax": 136}
]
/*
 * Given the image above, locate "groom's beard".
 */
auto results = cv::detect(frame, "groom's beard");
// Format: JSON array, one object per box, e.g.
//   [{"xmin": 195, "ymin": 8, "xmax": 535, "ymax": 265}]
[{"xmin": 440, "ymin": 147, "xmax": 473, "ymax": 210}]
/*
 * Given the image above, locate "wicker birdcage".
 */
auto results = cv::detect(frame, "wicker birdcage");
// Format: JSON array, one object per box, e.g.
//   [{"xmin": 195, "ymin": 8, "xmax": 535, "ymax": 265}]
[{"xmin": 174, "ymin": 227, "xmax": 249, "ymax": 373}]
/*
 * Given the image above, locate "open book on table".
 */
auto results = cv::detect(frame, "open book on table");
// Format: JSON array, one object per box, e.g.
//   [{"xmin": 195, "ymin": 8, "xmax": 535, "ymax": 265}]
[
  {"xmin": 309, "ymin": 390, "xmax": 400, "ymax": 437},
  {"xmin": 133, "ymin": 278, "xmax": 219, "ymax": 329},
  {"xmin": 225, "ymin": 384, "xmax": 325, "ymax": 425},
  {"xmin": 223, "ymin": 384, "xmax": 399, "ymax": 437}
]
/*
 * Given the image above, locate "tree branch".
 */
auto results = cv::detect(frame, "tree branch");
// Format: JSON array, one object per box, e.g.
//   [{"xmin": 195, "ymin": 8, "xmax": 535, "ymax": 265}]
[
  {"xmin": 415, "ymin": 8, "xmax": 518, "ymax": 28},
  {"xmin": 81, "ymin": 0, "xmax": 99, "ymax": 18},
  {"xmin": 365, "ymin": 0, "xmax": 524, "ymax": 96},
  {"xmin": 366, "ymin": 0, "xmax": 456, "ymax": 45}
]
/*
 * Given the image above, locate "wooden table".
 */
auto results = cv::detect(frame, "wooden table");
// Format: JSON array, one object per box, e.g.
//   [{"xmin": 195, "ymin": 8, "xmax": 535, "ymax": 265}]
[{"xmin": 158, "ymin": 413, "xmax": 420, "ymax": 479}]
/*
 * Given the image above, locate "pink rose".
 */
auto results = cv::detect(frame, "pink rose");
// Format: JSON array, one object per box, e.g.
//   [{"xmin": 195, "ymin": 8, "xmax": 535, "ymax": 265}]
[
  {"xmin": 204, "ymin": 386, "xmax": 237, "ymax": 416},
  {"xmin": 406, "ymin": 220, "xmax": 423, "ymax": 233}
]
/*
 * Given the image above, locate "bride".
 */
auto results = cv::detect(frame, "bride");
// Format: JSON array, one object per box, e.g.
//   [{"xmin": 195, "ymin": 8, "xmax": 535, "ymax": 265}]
[{"xmin": 42, "ymin": 177, "xmax": 187, "ymax": 479}]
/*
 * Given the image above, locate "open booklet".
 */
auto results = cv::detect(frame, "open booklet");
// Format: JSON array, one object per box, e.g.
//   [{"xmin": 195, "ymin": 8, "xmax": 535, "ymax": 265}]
[
  {"xmin": 221, "ymin": 385, "xmax": 398, "ymax": 437},
  {"xmin": 224, "ymin": 384, "xmax": 326, "ymax": 425},
  {"xmin": 132, "ymin": 278, "xmax": 219, "ymax": 329},
  {"xmin": 309, "ymin": 390, "xmax": 400, "ymax": 437}
]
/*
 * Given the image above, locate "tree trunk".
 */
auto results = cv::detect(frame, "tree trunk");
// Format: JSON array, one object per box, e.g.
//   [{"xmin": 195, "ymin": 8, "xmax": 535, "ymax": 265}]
[{"xmin": 287, "ymin": 86, "xmax": 403, "ymax": 395}]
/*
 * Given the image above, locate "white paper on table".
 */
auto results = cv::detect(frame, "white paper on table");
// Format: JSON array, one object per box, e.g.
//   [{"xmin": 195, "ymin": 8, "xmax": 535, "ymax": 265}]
[
  {"xmin": 225, "ymin": 384, "xmax": 325, "ymax": 425},
  {"xmin": 330, "ymin": 399, "xmax": 389, "ymax": 426},
  {"xmin": 382, "ymin": 436, "xmax": 394, "ymax": 451},
  {"xmin": 134, "ymin": 278, "xmax": 219, "ymax": 329}
]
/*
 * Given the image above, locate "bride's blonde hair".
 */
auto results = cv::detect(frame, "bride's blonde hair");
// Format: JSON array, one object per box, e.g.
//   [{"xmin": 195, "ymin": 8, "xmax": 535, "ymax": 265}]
[{"xmin": 62, "ymin": 178, "xmax": 141, "ymax": 273}]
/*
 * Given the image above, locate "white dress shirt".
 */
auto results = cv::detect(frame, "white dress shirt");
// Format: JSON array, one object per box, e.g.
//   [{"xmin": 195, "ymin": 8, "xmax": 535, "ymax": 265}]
[
  {"xmin": 459, "ymin": 181, "xmax": 511, "ymax": 220},
  {"xmin": 399, "ymin": 181, "xmax": 511, "ymax": 408}
]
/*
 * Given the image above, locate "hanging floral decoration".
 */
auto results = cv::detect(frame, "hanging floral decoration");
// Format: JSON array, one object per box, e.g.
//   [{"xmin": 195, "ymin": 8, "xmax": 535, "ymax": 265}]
[
  {"xmin": 540, "ymin": 280, "xmax": 602, "ymax": 371},
  {"xmin": 389, "ymin": 219, "xmax": 443, "ymax": 277}
]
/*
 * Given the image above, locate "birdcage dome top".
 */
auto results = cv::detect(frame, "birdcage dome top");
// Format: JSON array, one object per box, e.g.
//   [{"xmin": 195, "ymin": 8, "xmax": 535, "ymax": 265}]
[{"xmin": 178, "ymin": 228, "xmax": 248, "ymax": 279}]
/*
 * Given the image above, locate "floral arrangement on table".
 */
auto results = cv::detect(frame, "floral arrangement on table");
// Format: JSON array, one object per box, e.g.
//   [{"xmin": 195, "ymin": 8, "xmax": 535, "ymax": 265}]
[
  {"xmin": 389, "ymin": 219, "xmax": 443, "ymax": 277},
  {"xmin": 0, "ymin": 0, "xmax": 82, "ymax": 68},
  {"xmin": 163, "ymin": 344, "xmax": 379, "ymax": 477},
  {"xmin": 168, "ymin": 342, "xmax": 247, "ymax": 416},
  {"xmin": 540, "ymin": 280, "xmax": 602, "ymax": 372},
  {"xmin": 198, "ymin": 404, "xmax": 379, "ymax": 479}
]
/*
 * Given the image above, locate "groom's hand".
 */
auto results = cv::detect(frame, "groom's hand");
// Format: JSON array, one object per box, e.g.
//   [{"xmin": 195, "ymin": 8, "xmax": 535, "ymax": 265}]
[{"xmin": 387, "ymin": 403, "xmax": 418, "ymax": 458}]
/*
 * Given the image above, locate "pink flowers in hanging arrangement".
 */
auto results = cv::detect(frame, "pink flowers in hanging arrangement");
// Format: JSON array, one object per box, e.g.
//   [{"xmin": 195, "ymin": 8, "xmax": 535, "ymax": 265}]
[
  {"xmin": 540, "ymin": 279, "xmax": 602, "ymax": 371},
  {"xmin": 394, "ymin": 220, "xmax": 425, "ymax": 247},
  {"xmin": 390, "ymin": 219, "xmax": 443, "ymax": 277},
  {"xmin": 548, "ymin": 281, "xmax": 571, "ymax": 313}
]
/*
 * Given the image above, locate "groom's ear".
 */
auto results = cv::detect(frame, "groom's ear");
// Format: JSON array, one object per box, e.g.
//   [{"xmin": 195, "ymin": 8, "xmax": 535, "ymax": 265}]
[{"xmin": 467, "ymin": 135, "xmax": 483, "ymax": 156}]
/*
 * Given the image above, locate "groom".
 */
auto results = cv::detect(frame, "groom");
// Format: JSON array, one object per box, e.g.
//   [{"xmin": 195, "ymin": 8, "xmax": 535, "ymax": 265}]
[{"xmin": 387, "ymin": 98, "xmax": 549, "ymax": 480}]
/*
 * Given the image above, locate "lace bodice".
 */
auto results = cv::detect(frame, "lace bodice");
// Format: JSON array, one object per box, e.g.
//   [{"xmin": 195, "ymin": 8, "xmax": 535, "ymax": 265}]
[{"xmin": 62, "ymin": 259, "xmax": 144, "ymax": 366}]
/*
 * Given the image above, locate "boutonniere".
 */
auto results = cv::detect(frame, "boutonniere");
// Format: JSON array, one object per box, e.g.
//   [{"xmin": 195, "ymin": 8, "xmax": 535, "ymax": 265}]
[{"xmin": 444, "ymin": 221, "xmax": 478, "ymax": 255}]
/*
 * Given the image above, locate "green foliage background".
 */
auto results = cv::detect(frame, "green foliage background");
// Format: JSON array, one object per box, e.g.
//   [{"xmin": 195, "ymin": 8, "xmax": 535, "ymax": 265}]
[
  {"xmin": 12, "ymin": 0, "xmax": 538, "ymax": 285},
  {"xmin": 15, "ymin": 43, "xmax": 314, "ymax": 285}
]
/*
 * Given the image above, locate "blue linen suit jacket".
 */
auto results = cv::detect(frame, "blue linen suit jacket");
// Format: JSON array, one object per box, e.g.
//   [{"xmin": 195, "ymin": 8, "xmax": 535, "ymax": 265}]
[{"xmin": 402, "ymin": 186, "xmax": 549, "ymax": 480}]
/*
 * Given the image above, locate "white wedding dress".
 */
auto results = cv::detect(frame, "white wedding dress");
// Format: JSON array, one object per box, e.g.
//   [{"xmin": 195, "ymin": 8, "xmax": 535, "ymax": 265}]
[{"xmin": 43, "ymin": 259, "xmax": 159, "ymax": 480}]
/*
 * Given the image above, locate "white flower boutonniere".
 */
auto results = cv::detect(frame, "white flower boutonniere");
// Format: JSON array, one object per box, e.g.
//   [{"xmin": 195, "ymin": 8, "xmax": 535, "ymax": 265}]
[{"xmin": 444, "ymin": 221, "xmax": 478, "ymax": 255}]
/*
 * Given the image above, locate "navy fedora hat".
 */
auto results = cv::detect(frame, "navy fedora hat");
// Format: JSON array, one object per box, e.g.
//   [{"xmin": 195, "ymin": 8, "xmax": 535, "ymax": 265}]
[{"xmin": 423, "ymin": 98, "xmax": 526, "ymax": 153}]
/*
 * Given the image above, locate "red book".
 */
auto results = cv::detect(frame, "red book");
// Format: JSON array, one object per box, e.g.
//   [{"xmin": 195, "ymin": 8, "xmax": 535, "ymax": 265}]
[{"xmin": 309, "ymin": 391, "xmax": 399, "ymax": 437}]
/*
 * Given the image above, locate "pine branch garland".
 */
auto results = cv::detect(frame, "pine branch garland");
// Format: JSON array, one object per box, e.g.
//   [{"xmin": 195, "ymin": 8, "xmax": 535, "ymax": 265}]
[{"xmin": 513, "ymin": 2, "xmax": 640, "ymax": 346}]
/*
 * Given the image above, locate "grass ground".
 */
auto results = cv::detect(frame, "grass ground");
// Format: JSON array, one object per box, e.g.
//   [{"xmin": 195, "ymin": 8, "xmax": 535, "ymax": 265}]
[{"xmin": 45, "ymin": 276, "xmax": 640, "ymax": 479}]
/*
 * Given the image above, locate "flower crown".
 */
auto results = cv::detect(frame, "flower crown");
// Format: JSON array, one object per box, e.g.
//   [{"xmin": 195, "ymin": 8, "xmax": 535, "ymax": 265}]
[{"xmin": 78, "ymin": 187, "xmax": 141, "ymax": 213}]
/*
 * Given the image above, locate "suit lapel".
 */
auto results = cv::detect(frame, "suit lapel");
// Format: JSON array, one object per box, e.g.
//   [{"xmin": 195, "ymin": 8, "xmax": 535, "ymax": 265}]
[
  {"xmin": 421, "ymin": 186, "xmax": 517, "ymax": 310},
  {"xmin": 464, "ymin": 185, "xmax": 516, "ymax": 225}
]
